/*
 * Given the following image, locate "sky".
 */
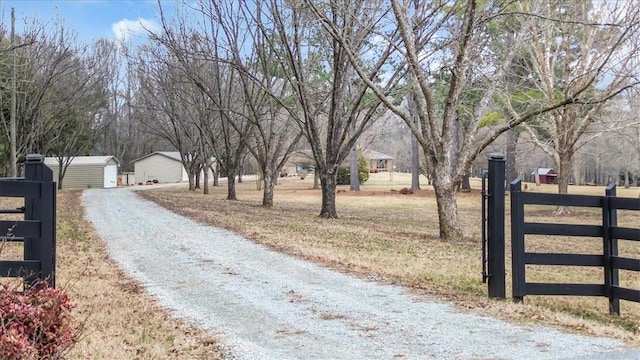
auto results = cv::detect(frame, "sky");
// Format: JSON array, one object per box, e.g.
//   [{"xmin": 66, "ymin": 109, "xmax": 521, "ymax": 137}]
[{"xmin": 1, "ymin": 0, "xmax": 166, "ymax": 43}]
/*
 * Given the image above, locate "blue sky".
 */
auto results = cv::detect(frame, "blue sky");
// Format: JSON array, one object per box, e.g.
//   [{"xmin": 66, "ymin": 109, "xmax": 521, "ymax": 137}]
[{"xmin": 1, "ymin": 0, "xmax": 166, "ymax": 42}]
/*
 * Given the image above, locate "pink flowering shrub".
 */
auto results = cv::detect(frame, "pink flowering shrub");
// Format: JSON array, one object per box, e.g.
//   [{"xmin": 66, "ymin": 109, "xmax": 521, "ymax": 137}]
[{"xmin": 0, "ymin": 281, "xmax": 76, "ymax": 359}]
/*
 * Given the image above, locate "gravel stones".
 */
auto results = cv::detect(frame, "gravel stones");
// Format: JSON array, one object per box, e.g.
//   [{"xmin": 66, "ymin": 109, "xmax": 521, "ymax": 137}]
[{"xmin": 82, "ymin": 188, "xmax": 639, "ymax": 360}]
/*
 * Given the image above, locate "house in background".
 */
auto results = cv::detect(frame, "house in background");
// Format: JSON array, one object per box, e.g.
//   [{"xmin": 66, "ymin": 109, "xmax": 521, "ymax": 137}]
[
  {"xmin": 132, "ymin": 151, "xmax": 215, "ymax": 184},
  {"xmin": 363, "ymin": 149, "xmax": 393, "ymax": 173},
  {"xmin": 282, "ymin": 150, "xmax": 315, "ymax": 176},
  {"xmin": 533, "ymin": 168, "xmax": 558, "ymax": 184},
  {"xmin": 281, "ymin": 149, "xmax": 394, "ymax": 176},
  {"xmin": 44, "ymin": 156, "xmax": 119, "ymax": 189}
]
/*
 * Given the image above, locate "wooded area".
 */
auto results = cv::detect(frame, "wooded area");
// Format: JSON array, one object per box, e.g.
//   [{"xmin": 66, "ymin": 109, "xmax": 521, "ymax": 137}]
[{"xmin": 1, "ymin": 0, "xmax": 638, "ymax": 241}]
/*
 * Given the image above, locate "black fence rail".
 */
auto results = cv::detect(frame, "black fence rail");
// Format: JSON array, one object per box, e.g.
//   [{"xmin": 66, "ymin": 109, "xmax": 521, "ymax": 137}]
[
  {"xmin": 0, "ymin": 154, "xmax": 56, "ymax": 287},
  {"xmin": 510, "ymin": 179, "xmax": 640, "ymax": 315}
]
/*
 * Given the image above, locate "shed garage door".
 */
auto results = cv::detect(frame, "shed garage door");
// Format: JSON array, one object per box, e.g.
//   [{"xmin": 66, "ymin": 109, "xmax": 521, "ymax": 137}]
[{"xmin": 104, "ymin": 164, "xmax": 118, "ymax": 188}]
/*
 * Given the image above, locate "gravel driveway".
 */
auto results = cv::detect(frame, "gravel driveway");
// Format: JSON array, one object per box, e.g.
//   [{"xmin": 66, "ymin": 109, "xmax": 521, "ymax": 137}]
[{"xmin": 82, "ymin": 187, "xmax": 639, "ymax": 360}]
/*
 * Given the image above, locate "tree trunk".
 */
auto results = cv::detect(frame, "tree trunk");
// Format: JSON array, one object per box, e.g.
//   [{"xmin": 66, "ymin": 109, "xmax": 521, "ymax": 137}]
[
  {"xmin": 411, "ymin": 134, "xmax": 421, "ymax": 191},
  {"xmin": 256, "ymin": 170, "xmax": 263, "ymax": 191},
  {"xmin": 573, "ymin": 158, "xmax": 582, "ymax": 186},
  {"xmin": 432, "ymin": 173, "xmax": 463, "ymax": 241},
  {"xmin": 57, "ymin": 171, "xmax": 63, "ymax": 190},
  {"xmin": 409, "ymin": 93, "xmax": 421, "ymax": 191},
  {"xmin": 555, "ymin": 152, "xmax": 572, "ymax": 215},
  {"xmin": 203, "ymin": 168, "xmax": 209, "ymax": 195},
  {"xmin": 262, "ymin": 169, "xmax": 274, "ymax": 207},
  {"xmin": 349, "ymin": 121, "xmax": 359, "ymax": 191},
  {"xmin": 188, "ymin": 172, "xmax": 195, "ymax": 191},
  {"xmin": 57, "ymin": 160, "xmax": 67, "ymax": 190},
  {"xmin": 226, "ymin": 164, "xmax": 237, "ymax": 200},
  {"xmin": 557, "ymin": 153, "xmax": 572, "ymax": 194},
  {"xmin": 319, "ymin": 170, "xmax": 338, "ymax": 218},
  {"xmin": 195, "ymin": 171, "xmax": 201, "ymax": 189},
  {"xmin": 349, "ymin": 144, "xmax": 360, "ymax": 191},
  {"xmin": 213, "ymin": 163, "xmax": 219, "ymax": 186},
  {"xmin": 450, "ymin": 113, "xmax": 459, "ymax": 191},
  {"xmin": 460, "ymin": 173, "xmax": 471, "ymax": 192},
  {"xmin": 505, "ymin": 128, "xmax": 518, "ymax": 184},
  {"xmin": 624, "ymin": 169, "xmax": 630, "ymax": 188}
]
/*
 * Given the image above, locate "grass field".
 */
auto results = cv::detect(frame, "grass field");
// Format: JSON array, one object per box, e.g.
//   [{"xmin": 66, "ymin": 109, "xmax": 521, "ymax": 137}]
[
  {"xmin": 0, "ymin": 192, "xmax": 224, "ymax": 359},
  {"xmin": 138, "ymin": 172, "xmax": 640, "ymax": 344}
]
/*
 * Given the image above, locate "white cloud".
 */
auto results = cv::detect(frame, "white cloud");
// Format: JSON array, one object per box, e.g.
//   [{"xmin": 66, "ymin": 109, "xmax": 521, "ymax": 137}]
[{"xmin": 111, "ymin": 17, "xmax": 159, "ymax": 42}]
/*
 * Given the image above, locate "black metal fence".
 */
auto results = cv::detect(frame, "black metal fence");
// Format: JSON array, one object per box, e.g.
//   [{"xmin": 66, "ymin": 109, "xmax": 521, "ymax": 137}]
[
  {"xmin": 483, "ymin": 154, "xmax": 640, "ymax": 315},
  {"xmin": 481, "ymin": 154, "xmax": 506, "ymax": 298},
  {"xmin": 0, "ymin": 154, "xmax": 56, "ymax": 287},
  {"xmin": 510, "ymin": 178, "xmax": 640, "ymax": 315}
]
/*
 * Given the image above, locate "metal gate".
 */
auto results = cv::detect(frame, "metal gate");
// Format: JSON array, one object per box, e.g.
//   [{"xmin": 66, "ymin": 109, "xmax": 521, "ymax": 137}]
[
  {"xmin": 483, "ymin": 154, "xmax": 640, "ymax": 315},
  {"xmin": 0, "ymin": 154, "xmax": 57, "ymax": 287}
]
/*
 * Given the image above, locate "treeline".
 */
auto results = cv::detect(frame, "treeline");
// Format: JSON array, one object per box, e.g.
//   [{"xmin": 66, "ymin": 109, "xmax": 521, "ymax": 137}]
[{"xmin": 1, "ymin": 1, "xmax": 638, "ymax": 240}]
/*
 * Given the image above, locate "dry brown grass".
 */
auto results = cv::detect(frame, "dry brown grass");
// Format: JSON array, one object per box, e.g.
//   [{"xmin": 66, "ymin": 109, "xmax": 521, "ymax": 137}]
[
  {"xmin": 0, "ymin": 192, "xmax": 224, "ymax": 359},
  {"xmin": 139, "ymin": 173, "xmax": 640, "ymax": 344}
]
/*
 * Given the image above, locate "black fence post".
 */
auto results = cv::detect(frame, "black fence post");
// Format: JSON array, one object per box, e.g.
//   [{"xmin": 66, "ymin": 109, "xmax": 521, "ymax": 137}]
[
  {"xmin": 23, "ymin": 154, "xmax": 56, "ymax": 288},
  {"xmin": 604, "ymin": 184, "xmax": 619, "ymax": 315},
  {"xmin": 487, "ymin": 153, "xmax": 506, "ymax": 298},
  {"xmin": 510, "ymin": 179, "xmax": 525, "ymax": 303}
]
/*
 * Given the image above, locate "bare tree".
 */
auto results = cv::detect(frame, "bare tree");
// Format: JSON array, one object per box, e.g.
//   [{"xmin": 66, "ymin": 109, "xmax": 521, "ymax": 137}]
[
  {"xmin": 136, "ymin": 43, "xmax": 202, "ymax": 189},
  {"xmin": 92, "ymin": 39, "xmax": 154, "ymax": 171},
  {"xmin": 149, "ymin": 2, "xmax": 255, "ymax": 200},
  {"xmin": 306, "ymin": 0, "xmax": 638, "ymax": 240},
  {"xmin": 0, "ymin": 17, "xmax": 108, "ymax": 185},
  {"xmin": 259, "ymin": 0, "xmax": 397, "ymax": 218},
  {"xmin": 599, "ymin": 93, "xmax": 640, "ymax": 189},
  {"xmin": 46, "ymin": 41, "xmax": 109, "ymax": 189},
  {"xmin": 201, "ymin": 1, "xmax": 304, "ymax": 207},
  {"xmin": 0, "ymin": 20, "xmax": 90, "ymax": 163},
  {"xmin": 0, "ymin": 32, "xmax": 32, "ymax": 174},
  {"xmin": 516, "ymin": 1, "xmax": 640, "ymax": 210}
]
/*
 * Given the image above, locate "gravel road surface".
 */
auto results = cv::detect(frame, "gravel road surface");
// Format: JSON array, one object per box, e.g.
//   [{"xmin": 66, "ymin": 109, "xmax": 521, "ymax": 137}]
[{"xmin": 82, "ymin": 187, "xmax": 639, "ymax": 360}]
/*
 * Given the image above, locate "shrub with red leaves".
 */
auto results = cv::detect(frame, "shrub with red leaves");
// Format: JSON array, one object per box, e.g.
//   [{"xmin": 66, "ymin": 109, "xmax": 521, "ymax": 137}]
[{"xmin": 0, "ymin": 281, "xmax": 76, "ymax": 359}]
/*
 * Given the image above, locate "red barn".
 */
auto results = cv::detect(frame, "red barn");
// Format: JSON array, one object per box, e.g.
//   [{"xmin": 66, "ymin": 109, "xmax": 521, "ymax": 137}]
[{"xmin": 533, "ymin": 168, "xmax": 558, "ymax": 184}]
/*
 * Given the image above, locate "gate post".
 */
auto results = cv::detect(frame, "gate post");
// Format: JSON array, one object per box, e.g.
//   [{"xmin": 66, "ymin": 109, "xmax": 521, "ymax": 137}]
[
  {"xmin": 23, "ymin": 154, "xmax": 56, "ymax": 288},
  {"xmin": 604, "ymin": 184, "xmax": 620, "ymax": 315},
  {"xmin": 487, "ymin": 153, "xmax": 506, "ymax": 298},
  {"xmin": 510, "ymin": 179, "xmax": 525, "ymax": 303}
]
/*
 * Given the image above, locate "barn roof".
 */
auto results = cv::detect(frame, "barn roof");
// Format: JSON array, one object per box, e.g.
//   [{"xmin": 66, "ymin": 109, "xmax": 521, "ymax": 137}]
[
  {"xmin": 532, "ymin": 168, "xmax": 557, "ymax": 176},
  {"xmin": 44, "ymin": 156, "xmax": 119, "ymax": 166}
]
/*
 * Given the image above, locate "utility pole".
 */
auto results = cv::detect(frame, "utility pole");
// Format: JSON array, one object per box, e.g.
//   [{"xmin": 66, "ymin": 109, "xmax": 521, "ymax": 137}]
[{"xmin": 10, "ymin": 7, "xmax": 17, "ymax": 177}]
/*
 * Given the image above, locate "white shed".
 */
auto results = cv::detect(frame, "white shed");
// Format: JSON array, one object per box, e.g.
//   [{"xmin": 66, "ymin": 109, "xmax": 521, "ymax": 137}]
[
  {"xmin": 133, "ymin": 151, "xmax": 216, "ymax": 184},
  {"xmin": 44, "ymin": 156, "xmax": 119, "ymax": 189},
  {"xmin": 133, "ymin": 151, "xmax": 189, "ymax": 183}
]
